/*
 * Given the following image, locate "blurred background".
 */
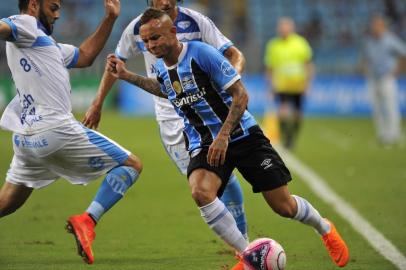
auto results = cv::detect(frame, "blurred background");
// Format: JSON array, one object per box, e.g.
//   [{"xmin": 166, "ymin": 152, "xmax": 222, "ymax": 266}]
[{"xmin": 0, "ymin": 0, "xmax": 405, "ymax": 117}]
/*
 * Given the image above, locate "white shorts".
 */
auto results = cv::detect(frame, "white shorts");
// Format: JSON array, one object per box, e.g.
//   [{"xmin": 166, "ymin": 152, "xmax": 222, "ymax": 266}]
[
  {"xmin": 158, "ymin": 119, "xmax": 189, "ymax": 175},
  {"xmin": 6, "ymin": 120, "xmax": 131, "ymax": 189}
]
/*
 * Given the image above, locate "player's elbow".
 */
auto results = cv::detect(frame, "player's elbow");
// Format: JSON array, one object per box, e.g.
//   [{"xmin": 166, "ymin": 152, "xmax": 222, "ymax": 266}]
[
  {"xmin": 76, "ymin": 49, "xmax": 97, "ymax": 68},
  {"xmin": 80, "ymin": 56, "xmax": 95, "ymax": 68}
]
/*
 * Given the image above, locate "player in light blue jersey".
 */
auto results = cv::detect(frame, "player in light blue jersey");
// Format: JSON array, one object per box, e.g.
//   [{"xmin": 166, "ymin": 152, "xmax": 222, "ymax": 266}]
[
  {"xmin": 0, "ymin": 0, "xmax": 143, "ymax": 265},
  {"xmin": 106, "ymin": 9, "xmax": 350, "ymax": 269},
  {"xmin": 83, "ymin": 0, "xmax": 249, "ymax": 240}
]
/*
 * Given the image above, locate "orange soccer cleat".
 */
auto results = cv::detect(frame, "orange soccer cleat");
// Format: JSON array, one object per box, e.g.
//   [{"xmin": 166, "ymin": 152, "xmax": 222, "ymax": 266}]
[
  {"xmin": 66, "ymin": 212, "xmax": 96, "ymax": 264},
  {"xmin": 322, "ymin": 219, "xmax": 349, "ymax": 267},
  {"xmin": 230, "ymin": 254, "xmax": 245, "ymax": 270}
]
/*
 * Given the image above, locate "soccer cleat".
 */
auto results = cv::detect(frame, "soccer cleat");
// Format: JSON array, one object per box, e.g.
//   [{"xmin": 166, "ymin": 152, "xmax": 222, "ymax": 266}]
[
  {"xmin": 322, "ymin": 219, "xmax": 349, "ymax": 267},
  {"xmin": 230, "ymin": 254, "xmax": 245, "ymax": 270},
  {"xmin": 66, "ymin": 212, "xmax": 96, "ymax": 264}
]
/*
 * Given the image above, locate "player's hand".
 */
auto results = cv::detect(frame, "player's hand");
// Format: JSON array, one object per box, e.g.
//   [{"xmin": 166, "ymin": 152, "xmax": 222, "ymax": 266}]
[
  {"xmin": 106, "ymin": 54, "xmax": 128, "ymax": 79},
  {"xmin": 207, "ymin": 135, "xmax": 229, "ymax": 167},
  {"xmin": 105, "ymin": 0, "xmax": 120, "ymax": 19},
  {"xmin": 82, "ymin": 103, "xmax": 102, "ymax": 129}
]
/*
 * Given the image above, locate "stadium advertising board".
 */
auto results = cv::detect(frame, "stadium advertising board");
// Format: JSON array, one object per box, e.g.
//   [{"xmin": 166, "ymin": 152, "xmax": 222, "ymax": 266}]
[{"xmin": 119, "ymin": 75, "xmax": 406, "ymax": 116}]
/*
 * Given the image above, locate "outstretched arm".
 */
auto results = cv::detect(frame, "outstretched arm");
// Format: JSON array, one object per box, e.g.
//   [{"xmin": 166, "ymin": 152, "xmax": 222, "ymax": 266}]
[
  {"xmin": 75, "ymin": 0, "xmax": 120, "ymax": 68},
  {"xmin": 82, "ymin": 69, "xmax": 117, "ymax": 128},
  {"xmin": 106, "ymin": 54, "xmax": 167, "ymax": 98},
  {"xmin": 0, "ymin": 21, "xmax": 11, "ymax": 40},
  {"xmin": 207, "ymin": 80, "xmax": 248, "ymax": 167}
]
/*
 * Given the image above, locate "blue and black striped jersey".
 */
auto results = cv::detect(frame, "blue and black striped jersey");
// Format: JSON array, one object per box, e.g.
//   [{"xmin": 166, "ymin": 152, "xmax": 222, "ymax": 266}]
[{"xmin": 156, "ymin": 41, "xmax": 258, "ymax": 151}]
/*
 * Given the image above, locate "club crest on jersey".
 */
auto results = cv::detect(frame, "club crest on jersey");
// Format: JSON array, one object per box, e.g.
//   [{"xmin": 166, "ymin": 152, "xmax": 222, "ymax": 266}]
[
  {"xmin": 173, "ymin": 81, "xmax": 183, "ymax": 94},
  {"xmin": 177, "ymin": 21, "xmax": 191, "ymax": 30},
  {"xmin": 164, "ymin": 80, "xmax": 172, "ymax": 92},
  {"xmin": 181, "ymin": 75, "xmax": 196, "ymax": 90},
  {"xmin": 221, "ymin": 61, "xmax": 237, "ymax": 77}
]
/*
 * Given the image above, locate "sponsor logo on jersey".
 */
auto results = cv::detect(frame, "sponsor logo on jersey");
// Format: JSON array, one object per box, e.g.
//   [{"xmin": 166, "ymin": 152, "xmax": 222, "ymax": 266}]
[
  {"xmin": 177, "ymin": 21, "xmax": 191, "ymax": 30},
  {"xmin": 13, "ymin": 134, "xmax": 48, "ymax": 148},
  {"xmin": 18, "ymin": 91, "xmax": 43, "ymax": 126},
  {"xmin": 221, "ymin": 61, "xmax": 237, "ymax": 77},
  {"xmin": 173, "ymin": 81, "xmax": 183, "ymax": 94},
  {"xmin": 172, "ymin": 88, "xmax": 207, "ymax": 108},
  {"xmin": 261, "ymin": 158, "xmax": 273, "ymax": 169},
  {"xmin": 181, "ymin": 75, "xmax": 197, "ymax": 90}
]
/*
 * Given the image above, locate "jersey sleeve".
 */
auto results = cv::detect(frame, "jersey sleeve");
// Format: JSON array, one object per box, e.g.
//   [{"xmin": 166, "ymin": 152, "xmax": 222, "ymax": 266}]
[
  {"xmin": 1, "ymin": 15, "xmax": 38, "ymax": 47},
  {"xmin": 191, "ymin": 10, "xmax": 233, "ymax": 54},
  {"xmin": 57, "ymin": 43, "xmax": 79, "ymax": 69},
  {"xmin": 195, "ymin": 43, "xmax": 240, "ymax": 91},
  {"xmin": 115, "ymin": 18, "xmax": 142, "ymax": 60}
]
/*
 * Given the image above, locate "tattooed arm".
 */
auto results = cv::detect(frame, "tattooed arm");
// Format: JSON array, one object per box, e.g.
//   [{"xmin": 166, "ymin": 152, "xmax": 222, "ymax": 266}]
[
  {"xmin": 106, "ymin": 54, "xmax": 167, "ymax": 98},
  {"xmin": 207, "ymin": 80, "xmax": 249, "ymax": 167},
  {"xmin": 219, "ymin": 80, "xmax": 249, "ymax": 138}
]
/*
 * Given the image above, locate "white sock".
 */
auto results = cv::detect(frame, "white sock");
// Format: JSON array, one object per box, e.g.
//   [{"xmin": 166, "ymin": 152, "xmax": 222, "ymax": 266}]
[
  {"xmin": 199, "ymin": 197, "xmax": 249, "ymax": 252},
  {"xmin": 292, "ymin": 195, "xmax": 330, "ymax": 235}
]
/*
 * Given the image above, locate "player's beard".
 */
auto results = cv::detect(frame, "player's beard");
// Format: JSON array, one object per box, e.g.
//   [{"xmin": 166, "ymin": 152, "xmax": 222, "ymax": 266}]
[{"xmin": 38, "ymin": 7, "xmax": 54, "ymax": 35}]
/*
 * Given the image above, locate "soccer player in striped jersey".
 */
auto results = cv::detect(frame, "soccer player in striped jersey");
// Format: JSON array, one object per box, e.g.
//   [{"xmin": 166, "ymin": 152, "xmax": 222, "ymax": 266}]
[
  {"xmin": 83, "ymin": 0, "xmax": 249, "ymax": 240},
  {"xmin": 106, "ymin": 8, "xmax": 350, "ymax": 269},
  {"xmin": 0, "ymin": 0, "xmax": 143, "ymax": 265}
]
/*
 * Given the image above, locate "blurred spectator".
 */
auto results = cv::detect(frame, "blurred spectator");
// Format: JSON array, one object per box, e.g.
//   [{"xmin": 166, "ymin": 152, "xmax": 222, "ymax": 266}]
[
  {"xmin": 264, "ymin": 17, "xmax": 314, "ymax": 149},
  {"xmin": 362, "ymin": 15, "xmax": 406, "ymax": 145},
  {"xmin": 302, "ymin": 11, "xmax": 323, "ymax": 47}
]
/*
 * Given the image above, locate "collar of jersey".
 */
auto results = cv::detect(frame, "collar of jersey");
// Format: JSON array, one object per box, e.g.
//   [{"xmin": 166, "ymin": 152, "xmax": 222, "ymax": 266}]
[
  {"xmin": 36, "ymin": 20, "xmax": 51, "ymax": 36},
  {"xmin": 164, "ymin": 42, "xmax": 188, "ymax": 70}
]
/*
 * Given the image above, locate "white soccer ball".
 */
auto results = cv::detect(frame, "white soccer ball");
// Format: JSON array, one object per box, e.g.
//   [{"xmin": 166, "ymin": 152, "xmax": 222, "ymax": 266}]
[{"xmin": 241, "ymin": 238, "xmax": 286, "ymax": 270}]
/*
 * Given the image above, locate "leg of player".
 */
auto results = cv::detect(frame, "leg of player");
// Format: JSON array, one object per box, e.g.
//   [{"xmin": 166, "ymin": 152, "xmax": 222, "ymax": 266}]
[
  {"xmin": 262, "ymin": 185, "xmax": 349, "ymax": 267},
  {"xmin": 86, "ymin": 154, "xmax": 142, "ymax": 222},
  {"xmin": 278, "ymin": 101, "xmax": 291, "ymax": 149},
  {"xmin": 66, "ymin": 154, "xmax": 142, "ymax": 264},
  {"xmin": 163, "ymin": 136, "xmax": 249, "ymax": 239},
  {"xmin": 220, "ymin": 174, "xmax": 248, "ymax": 240},
  {"xmin": 0, "ymin": 182, "xmax": 33, "ymax": 218},
  {"xmin": 189, "ymin": 169, "xmax": 249, "ymax": 253}
]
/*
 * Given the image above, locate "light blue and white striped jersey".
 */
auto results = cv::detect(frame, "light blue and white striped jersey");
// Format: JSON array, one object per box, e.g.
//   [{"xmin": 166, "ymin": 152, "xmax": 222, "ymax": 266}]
[
  {"xmin": 115, "ymin": 6, "xmax": 233, "ymax": 121},
  {"xmin": 156, "ymin": 42, "xmax": 257, "ymax": 152},
  {"xmin": 0, "ymin": 14, "xmax": 79, "ymax": 135}
]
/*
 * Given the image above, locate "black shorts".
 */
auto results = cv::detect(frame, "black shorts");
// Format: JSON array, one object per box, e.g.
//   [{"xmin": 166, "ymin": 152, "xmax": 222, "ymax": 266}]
[
  {"xmin": 187, "ymin": 126, "xmax": 292, "ymax": 196},
  {"xmin": 275, "ymin": 92, "xmax": 304, "ymax": 111}
]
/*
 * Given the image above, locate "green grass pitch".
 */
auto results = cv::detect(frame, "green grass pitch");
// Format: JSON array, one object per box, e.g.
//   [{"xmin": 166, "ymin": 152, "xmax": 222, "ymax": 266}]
[{"xmin": 0, "ymin": 113, "xmax": 405, "ymax": 269}]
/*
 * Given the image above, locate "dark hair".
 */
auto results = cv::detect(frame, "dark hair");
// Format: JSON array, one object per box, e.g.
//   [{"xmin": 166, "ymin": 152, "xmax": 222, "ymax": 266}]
[
  {"xmin": 18, "ymin": 0, "xmax": 46, "ymax": 11},
  {"xmin": 146, "ymin": 0, "xmax": 183, "ymax": 6},
  {"xmin": 140, "ymin": 8, "xmax": 167, "ymax": 26},
  {"xmin": 18, "ymin": 0, "xmax": 30, "ymax": 11}
]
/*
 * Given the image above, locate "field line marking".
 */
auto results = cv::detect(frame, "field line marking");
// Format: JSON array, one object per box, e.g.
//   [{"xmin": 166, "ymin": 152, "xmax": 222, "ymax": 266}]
[{"xmin": 278, "ymin": 148, "xmax": 406, "ymax": 270}]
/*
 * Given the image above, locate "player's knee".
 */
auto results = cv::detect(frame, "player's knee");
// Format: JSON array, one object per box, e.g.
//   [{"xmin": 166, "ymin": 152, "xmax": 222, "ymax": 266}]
[
  {"xmin": 191, "ymin": 186, "xmax": 217, "ymax": 206},
  {"xmin": 126, "ymin": 154, "xmax": 143, "ymax": 173}
]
